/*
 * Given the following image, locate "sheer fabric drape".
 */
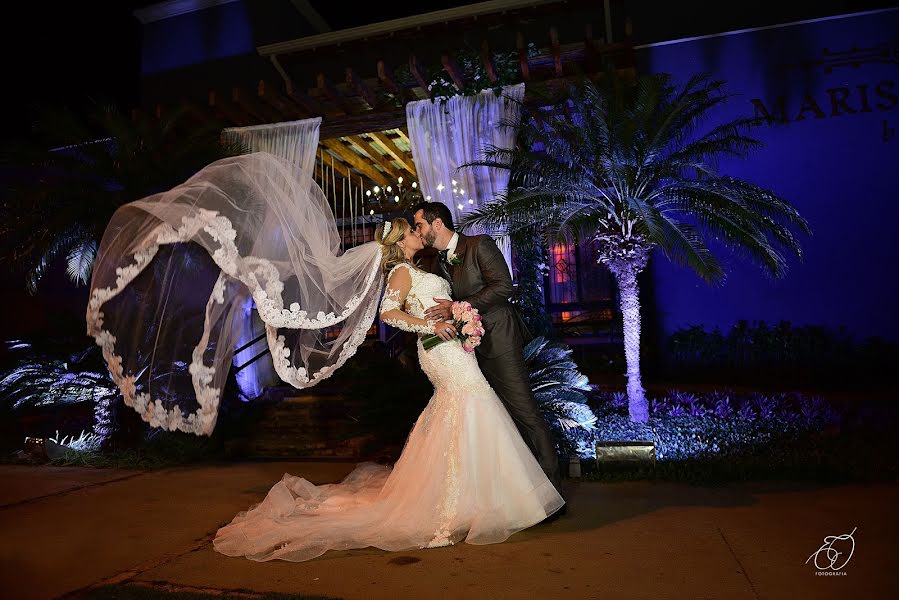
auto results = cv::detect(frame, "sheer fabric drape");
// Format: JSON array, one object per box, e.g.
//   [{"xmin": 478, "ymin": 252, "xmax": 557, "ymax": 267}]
[
  {"xmin": 406, "ymin": 84, "xmax": 524, "ymax": 269},
  {"xmin": 219, "ymin": 119, "xmax": 324, "ymax": 399}
]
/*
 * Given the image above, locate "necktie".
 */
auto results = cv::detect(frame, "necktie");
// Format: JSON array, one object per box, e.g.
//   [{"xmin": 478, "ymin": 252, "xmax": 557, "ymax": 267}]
[{"xmin": 437, "ymin": 249, "xmax": 451, "ymax": 281}]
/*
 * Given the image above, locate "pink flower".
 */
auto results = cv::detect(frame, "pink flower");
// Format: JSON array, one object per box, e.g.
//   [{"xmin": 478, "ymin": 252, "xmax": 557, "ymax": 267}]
[{"xmin": 451, "ymin": 303, "xmax": 465, "ymax": 320}]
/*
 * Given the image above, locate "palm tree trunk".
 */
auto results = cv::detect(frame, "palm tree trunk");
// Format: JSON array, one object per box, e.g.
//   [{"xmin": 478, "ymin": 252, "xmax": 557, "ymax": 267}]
[{"xmin": 612, "ymin": 266, "xmax": 649, "ymax": 422}]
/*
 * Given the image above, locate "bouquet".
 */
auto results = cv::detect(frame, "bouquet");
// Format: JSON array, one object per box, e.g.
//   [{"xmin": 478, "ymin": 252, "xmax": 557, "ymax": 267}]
[{"xmin": 422, "ymin": 301, "xmax": 485, "ymax": 352}]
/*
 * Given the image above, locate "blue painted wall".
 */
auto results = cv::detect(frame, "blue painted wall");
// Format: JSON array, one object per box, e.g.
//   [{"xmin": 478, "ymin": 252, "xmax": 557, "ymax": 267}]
[{"xmin": 638, "ymin": 8, "xmax": 899, "ymax": 341}]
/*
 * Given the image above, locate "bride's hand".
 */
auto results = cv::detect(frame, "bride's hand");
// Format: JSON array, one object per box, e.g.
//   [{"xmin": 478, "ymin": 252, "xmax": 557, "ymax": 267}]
[
  {"xmin": 433, "ymin": 320, "xmax": 457, "ymax": 341},
  {"xmin": 424, "ymin": 298, "xmax": 453, "ymax": 321}
]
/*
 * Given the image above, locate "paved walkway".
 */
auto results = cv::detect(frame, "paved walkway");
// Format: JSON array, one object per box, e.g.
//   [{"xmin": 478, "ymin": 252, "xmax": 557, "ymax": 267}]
[{"xmin": 0, "ymin": 462, "xmax": 895, "ymax": 599}]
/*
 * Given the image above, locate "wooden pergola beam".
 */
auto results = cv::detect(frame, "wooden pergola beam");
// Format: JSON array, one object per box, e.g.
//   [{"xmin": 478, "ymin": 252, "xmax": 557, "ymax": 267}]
[
  {"xmin": 315, "ymin": 155, "xmax": 353, "ymax": 183},
  {"xmin": 258, "ymin": 80, "xmax": 307, "ymax": 120},
  {"xmin": 408, "ymin": 55, "xmax": 431, "ymax": 97},
  {"xmin": 516, "ymin": 32, "xmax": 530, "ymax": 82},
  {"xmin": 321, "ymin": 138, "xmax": 389, "ymax": 187},
  {"xmin": 480, "ymin": 40, "xmax": 498, "ymax": 84},
  {"xmin": 317, "ymin": 73, "xmax": 353, "ymax": 115},
  {"xmin": 319, "ymin": 108, "xmax": 407, "ymax": 140},
  {"xmin": 377, "ymin": 59, "xmax": 405, "ymax": 102},
  {"xmin": 345, "ymin": 68, "xmax": 379, "ymax": 109},
  {"xmin": 208, "ymin": 90, "xmax": 251, "ymax": 126},
  {"xmin": 395, "ymin": 128, "xmax": 411, "ymax": 147},
  {"xmin": 347, "ymin": 135, "xmax": 404, "ymax": 181},
  {"xmin": 549, "ymin": 27, "xmax": 564, "ymax": 77},
  {"xmin": 286, "ymin": 80, "xmax": 329, "ymax": 117},
  {"xmin": 368, "ymin": 131, "xmax": 416, "ymax": 175},
  {"xmin": 232, "ymin": 87, "xmax": 279, "ymax": 123},
  {"xmin": 441, "ymin": 53, "xmax": 465, "ymax": 90}
]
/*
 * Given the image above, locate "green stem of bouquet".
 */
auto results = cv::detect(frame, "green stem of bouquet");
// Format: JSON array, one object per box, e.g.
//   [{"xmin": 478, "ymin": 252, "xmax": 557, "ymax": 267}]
[{"xmin": 421, "ymin": 333, "xmax": 450, "ymax": 351}]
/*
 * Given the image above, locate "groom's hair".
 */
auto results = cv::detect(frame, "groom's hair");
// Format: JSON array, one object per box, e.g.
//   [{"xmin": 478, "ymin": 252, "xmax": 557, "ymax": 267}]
[{"xmin": 413, "ymin": 201, "xmax": 455, "ymax": 231}]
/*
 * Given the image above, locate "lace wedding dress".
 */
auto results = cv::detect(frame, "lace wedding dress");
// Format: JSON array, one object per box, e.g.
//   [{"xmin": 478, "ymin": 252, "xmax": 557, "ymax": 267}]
[{"xmin": 213, "ymin": 262, "xmax": 564, "ymax": 562}]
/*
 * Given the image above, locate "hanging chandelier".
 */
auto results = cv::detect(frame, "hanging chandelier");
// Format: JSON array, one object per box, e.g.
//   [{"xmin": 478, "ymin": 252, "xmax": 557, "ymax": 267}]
[{"xmin": 365, "ymin": 176, "xmax": 424, "ymax": 215}]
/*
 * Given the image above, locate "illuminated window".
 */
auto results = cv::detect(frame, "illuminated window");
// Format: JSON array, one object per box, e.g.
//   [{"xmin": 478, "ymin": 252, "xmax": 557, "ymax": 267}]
[{"xmin": 549, "ymin": 242, "xmax": 577, "ymax": 304}]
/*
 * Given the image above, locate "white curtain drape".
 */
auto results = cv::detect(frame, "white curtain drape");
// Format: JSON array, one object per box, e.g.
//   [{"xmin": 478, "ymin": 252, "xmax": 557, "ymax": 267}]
[
  {"xmin": 406, "ymin": 84, "xmax": 524, "ymax": 271},
  {"xmin": 220, "ymin": 118, "xmax": 322, "ymax": 399}
]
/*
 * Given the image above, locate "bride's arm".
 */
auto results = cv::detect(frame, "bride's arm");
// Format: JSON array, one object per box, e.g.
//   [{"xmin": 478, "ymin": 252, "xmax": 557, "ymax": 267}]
[{"xmin": 380, "ymin": 266, "xmax": 455, "ymax": 339}]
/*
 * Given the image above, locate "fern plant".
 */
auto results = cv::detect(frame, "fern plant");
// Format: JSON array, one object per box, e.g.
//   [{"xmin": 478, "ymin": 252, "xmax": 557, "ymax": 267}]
[{"xmin": 523, "ymin": 336, "xmax": 597, "ymax": 457}]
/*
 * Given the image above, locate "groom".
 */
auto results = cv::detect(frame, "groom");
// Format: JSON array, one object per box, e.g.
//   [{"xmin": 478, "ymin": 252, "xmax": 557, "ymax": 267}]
[{"xmin": 413, "ymin": 201, "xmax": 563, "ymax": 498}]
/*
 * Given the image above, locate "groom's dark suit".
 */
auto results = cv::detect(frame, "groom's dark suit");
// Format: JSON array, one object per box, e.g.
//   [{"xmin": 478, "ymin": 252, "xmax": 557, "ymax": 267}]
[{"xmin": 433, "ymin": 232, "xmax": 561, "ymax": 491}]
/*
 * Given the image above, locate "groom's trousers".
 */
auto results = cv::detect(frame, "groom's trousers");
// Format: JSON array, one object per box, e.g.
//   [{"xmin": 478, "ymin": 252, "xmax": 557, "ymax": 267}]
[{"xmin": 477, "ymin": 348, "xmax": 562, "ymax": 493}]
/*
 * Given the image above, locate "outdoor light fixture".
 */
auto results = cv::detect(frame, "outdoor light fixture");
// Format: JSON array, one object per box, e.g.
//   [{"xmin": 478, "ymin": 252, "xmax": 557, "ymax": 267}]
[
  {"xmin": 365, "ymin": 178, "xmax": 423, "ymax": 213},
  {"xmin": 595, "ymin": 440, "xmax": 656, "ymax": 465}
]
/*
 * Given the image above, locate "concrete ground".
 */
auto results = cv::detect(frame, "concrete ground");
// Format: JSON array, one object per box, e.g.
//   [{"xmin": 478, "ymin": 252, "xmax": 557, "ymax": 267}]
[{"xmin": 0, "ymin": 462, "xmax": 896, "ymax": 600}]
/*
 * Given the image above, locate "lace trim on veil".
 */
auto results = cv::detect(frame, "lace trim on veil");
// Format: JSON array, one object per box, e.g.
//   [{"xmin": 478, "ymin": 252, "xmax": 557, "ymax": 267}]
[{"xmin": 86, "ymin": 208, "xmax": 382, "ymax": 435}]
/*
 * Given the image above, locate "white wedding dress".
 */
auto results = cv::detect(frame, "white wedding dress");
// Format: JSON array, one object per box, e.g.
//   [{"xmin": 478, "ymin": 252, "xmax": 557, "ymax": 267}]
[{"xmin": 213, "ymin": 262, "xmax": 564, "ymax": 562}]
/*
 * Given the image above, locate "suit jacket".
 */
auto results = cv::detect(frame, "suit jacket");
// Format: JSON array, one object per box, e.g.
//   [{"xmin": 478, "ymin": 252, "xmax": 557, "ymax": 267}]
[{"xmin": 433, "ymin": 233, "xmax": 531, "ymax": 358}]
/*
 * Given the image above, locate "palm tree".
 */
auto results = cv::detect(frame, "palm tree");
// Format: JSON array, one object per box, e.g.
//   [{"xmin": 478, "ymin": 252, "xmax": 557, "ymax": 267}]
[
  {"xmin": 462, "ymin": 73, "xmax": 810, "ymax": 422},
  {"xmin": 0, "ymin": 100, "xmax": 243, "ymax": 292}
]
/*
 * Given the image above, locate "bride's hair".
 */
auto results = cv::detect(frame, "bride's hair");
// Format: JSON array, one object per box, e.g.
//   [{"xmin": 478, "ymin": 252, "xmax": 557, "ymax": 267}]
[{"xmin": 376, "ymin": 217, "xmax": 411, "ymax": 275}]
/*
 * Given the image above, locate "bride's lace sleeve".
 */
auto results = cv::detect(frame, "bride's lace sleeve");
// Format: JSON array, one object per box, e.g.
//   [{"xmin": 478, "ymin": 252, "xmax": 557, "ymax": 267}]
[{"xmin": 380, "ymin": 265, "xmax": 437, "ymax": 334}]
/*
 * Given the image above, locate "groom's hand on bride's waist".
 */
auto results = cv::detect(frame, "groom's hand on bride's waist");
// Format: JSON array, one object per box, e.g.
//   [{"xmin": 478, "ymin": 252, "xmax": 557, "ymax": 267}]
[{"xmin": 425, "ymin": 298, "xmax": 453, "ymax": 321}]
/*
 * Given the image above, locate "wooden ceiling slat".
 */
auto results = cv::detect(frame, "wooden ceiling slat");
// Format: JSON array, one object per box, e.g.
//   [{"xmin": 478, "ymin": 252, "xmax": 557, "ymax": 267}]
[
  {"xmin": 345, "ymin": 68, "xmax": 379, "ymax": 109},
  {"xmin": 286, "ymin": 80, "xmax": 330, "ymax": 117},
  {"xmin": 319, "ymin": 108, "xmax": 407, "ymax": 140},
  {"xmin": 232, "ymin": 87, "xmax": 279, "ymax": 123},
  {"xmin": 317, "ymin": 73, "xmax": 354, "ymax": 115},
  {"xmin": 394, "ymin": 128, "xmax": 411, "ymax": 147},
  {"xmin": 441, "ymin": 53, "xmax": 465, "ymax": 90},
  {"xmin": 368, "ymin": 131, "xmax": 416, "ymax": 175},
  {"xmin": 208, "ymin": 90, "xmax": 251, "ymax": 126},
  {"xmin": 549, "ymin": 27, "xmax": 564, "ymax": 78},
  {"xmin": 377, "ymin": 60, "xmax": 406, "ymax": 103},
  {"xmin": 315, "ymin": 156, "xmax": 353, "ymax": 182},
  {"xmin": 480, "ymin": 40, "xmax": 498, "ymax": 84},
  {"xmin": 258, "ymin": 80, "xmax": 307, "ymax": 120},
  {"xmin": 346, "ymin": 135, "xmax": 404, "ymax": 182},
  {"xmin": 321, "ymin": 138, "xmax": 389, "ymax": 187},
  {"xmin": 516, "ymin": 32, "xmax": 530, "ymax": 82},
  {"xmin": 408, "ymin": 55, "xmax": 431, "ymax": 98}
]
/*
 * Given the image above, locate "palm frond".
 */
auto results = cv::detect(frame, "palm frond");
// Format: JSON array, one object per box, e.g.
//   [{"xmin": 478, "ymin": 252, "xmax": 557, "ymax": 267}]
[
  {"xmin": 26, "ymin": 224, "xmax": 90, "ymax": 293},
  {"xmin": 458, "ymin": 71, "xmax": 809, "ymax": 284},
  {"xmin": 4, "ymin": 99, "xmax": 239, "ymax": 290},
  {"xmin": 65, "ymin": 239, "xmax": 98, "ymax": 286}
]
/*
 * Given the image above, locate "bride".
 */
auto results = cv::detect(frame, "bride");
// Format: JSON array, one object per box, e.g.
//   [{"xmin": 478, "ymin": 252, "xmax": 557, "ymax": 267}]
[{"xmin": 85, "ymin": 152, "xmax": 563, "ymax": 563}]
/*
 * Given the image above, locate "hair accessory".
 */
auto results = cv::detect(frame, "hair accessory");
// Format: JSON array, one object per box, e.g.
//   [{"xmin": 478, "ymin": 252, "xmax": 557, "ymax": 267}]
[{"xmin": 381, "ymin": 221, "xmax": 392, "ymax": 241}]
